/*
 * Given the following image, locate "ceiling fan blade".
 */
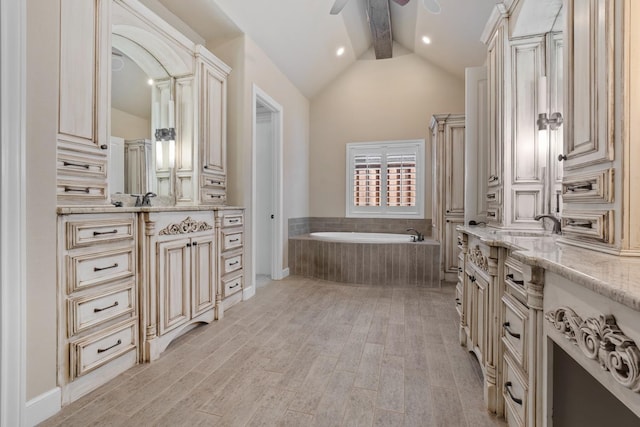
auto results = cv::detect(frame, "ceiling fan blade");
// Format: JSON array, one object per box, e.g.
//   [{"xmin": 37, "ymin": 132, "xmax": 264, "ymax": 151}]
[
  {"xmin": 330, "ymin": 0, "xmax": 351, "ymax": 15},
  {"xmin": 392, "ymin": 0, "xmax": 410, "ymax": 5}
]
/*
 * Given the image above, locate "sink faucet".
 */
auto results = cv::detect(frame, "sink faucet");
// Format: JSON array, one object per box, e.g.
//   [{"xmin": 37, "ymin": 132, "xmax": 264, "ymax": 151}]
[
  {"xmin": 141, "ymin": 192, "xmax": 157, "ymax": 206},
  {"xmin": 534, "ymin": 214, "xmax": 562, "ymax": 234},
  {"xmin": 406, "ymin": 228, "xmax": 424, "ymax": 242}
]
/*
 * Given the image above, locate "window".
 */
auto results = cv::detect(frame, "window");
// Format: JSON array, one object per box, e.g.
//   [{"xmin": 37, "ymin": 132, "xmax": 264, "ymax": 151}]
[{"xmin": 346, "ymin": 140, "xmax": 425, "ymax": 218}]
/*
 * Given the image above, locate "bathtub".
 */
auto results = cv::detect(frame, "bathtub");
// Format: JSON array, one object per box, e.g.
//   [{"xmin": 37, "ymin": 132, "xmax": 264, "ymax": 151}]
[
  {"xmin": 310, "ymin": 231, "xmax": 414, "ymax": 243},
  {"xmin": 289, "ymin": 232, "xmax": 440, "ymax": 287}
]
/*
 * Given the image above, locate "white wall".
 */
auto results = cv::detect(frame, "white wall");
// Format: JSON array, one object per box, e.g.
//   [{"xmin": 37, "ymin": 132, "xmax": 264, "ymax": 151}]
[
  {"xmin": 26, "ymin": 0, "xmax": 58, "ymax": 399},
  {"xmin": 212, "ymin": 35, "xmax": 310, "ymax": 272},
  {"xmin": 111, "ymin": 108, "xmax": 151, "ymax": 140},
  {"xmin": 309, "ymin": 47, "xmax": 466, "ymax": 218}
]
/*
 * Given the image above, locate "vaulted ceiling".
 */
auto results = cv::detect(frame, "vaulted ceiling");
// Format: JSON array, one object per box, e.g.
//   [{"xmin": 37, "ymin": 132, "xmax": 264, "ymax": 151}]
[{"xmin": 143, "ymin": 0, "xmax": 496, "ymax": 98}]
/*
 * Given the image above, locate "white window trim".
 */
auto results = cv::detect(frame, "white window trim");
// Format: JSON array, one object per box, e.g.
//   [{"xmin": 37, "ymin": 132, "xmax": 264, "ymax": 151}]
[{"xmin": 345, "ymin": 139, "xmax": 425, "ymax": 219}]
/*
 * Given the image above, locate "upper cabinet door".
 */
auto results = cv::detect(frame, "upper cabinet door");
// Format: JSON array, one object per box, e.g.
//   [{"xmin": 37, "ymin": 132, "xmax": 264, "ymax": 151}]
[
  {"xmin": 563, "ymin": 0, "xmax": 614, "ymax": 169},
  {"xmin": 200, "ymin": 61, "xmax": 227, "ymax": 175},
  {"xmin": 444, "ymin": 122, "xmax": 466, "ymax": 216},
  {"xmin": 487, "ymin": 23, "xmax": 505, "ymax": 188},
  {"xmin": 59, "ymin": 0, "xmax": 109, "ymax": 150}
]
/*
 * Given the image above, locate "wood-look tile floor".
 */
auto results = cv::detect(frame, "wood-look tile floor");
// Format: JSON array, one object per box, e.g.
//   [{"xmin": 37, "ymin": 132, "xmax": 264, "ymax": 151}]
[{"xmin": 40, "ymin": 277, "xmax": 506, "ymax": 427}]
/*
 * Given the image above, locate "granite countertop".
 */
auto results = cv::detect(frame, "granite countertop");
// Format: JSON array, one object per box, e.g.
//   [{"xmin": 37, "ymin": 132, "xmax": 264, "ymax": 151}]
[
  {"xmin": 459, "ymin": 226, "xmax": 640, "ymax": 312},
  {"xmin": 57, "ymin": 205, "xmax": 244, "ymax": 214}
]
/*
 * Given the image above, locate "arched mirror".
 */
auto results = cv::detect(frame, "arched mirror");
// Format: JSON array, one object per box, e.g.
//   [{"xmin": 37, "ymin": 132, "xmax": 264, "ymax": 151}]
[{"xmin": 109, "ymin": 33, "xmax": 172, "ymax": 197}]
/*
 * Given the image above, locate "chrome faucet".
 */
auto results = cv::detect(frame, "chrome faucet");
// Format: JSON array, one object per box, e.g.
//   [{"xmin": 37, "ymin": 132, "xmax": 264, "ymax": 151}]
[
  {"xmin": 141, "ymin": 192, "xmax": 157, "ymax": 206},
  {"xmin": 406, "ymin": 228, "xmax": 424, "ymax": 242},
  {"xmin": 534, "ymin": 214, "xmax": 562, "ymax": 234}
]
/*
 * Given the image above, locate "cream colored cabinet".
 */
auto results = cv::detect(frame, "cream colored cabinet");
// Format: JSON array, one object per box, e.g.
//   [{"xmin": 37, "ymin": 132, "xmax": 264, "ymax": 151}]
[
  {"xmin": 197, "ymin": 46, "xmax": 231, "ymax": 205},
  {"xmin": 140, "ymin": 211, "xmax": 216, "ymax": 361},
  {"xmin": 57, "ymin": 212, "xmax": 139, "ymax": 404},
  {"xmin": 431, "ymin": 114, "xmax": 465, "ymax": 281},
  {"xmin": 57, "ymin": 0, "xmax": 110, "ymax": 203},
  {"xmin": 459, "ymin": 232, "xmax": 501, "ymax": 413},
  {"xmin": 215, "ymin": 209, "xmax": 245, "ymax": 317},
  {"xmin": 559, "ymin": 0, "xmax": 640, "ymax": 255}
]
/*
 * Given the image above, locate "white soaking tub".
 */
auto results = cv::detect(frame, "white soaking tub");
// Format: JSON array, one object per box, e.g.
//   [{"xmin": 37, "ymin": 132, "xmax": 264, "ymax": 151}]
[{"xmin": 309, "ymin": 231, "xmax": 414, "ymax": 243}]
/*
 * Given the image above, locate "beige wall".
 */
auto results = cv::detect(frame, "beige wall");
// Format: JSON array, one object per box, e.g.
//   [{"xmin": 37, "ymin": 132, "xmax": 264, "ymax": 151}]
[
  {"xmin": 212, "ymin": 35, "xmax": 310, "ymax": 275},
  {"xmin": 309, "ymin": 48, "xmax": 465, "ymax": 218},
  {"xmin": 111, "ymin": 108, "xmax": 151, "ymax": 140},
  {"xmin": 26, "ymin": 0, "xmax": 59, "ymax": 399}
]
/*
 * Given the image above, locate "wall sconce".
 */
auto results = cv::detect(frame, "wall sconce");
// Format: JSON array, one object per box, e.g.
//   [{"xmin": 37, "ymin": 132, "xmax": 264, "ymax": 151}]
[
  {"xmin": 154, "ymin": 97, "xmax": 175, "ymax": 168},
  {"xmin": 537, "ymin": 112, "xmax": 563, "ymax": 131},
  {"xmin": 537, "ymin": 76, "xmax": 563, "ymax": 131}
]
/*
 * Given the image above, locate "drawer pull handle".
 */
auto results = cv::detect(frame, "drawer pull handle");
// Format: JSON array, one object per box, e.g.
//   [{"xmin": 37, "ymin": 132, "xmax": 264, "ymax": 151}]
[
  {"xmin": 209, "ymin": 194, "xmax": 223, "ymax": 199},
  {"xmin": 94, "ymin": 263, "xmax": 118, "ymax": 272},
  {"xmin": 63, "ymin": 161, "xmax": 90, "ymax": 169},
  {"xmin": 97, "ymin": 339, "xmax": 122, "ymax": 354},
  {"xmin": 64, "ymin": 186, "xmax": 90, "ymax": 194},
  {"xmin": 503, "ymin": 322, "xmax": 521, "ymax": 339},
  {"xmin": 208, "ymin": 180, "xmax": 223, "ymax": 185},
  {"xmin": 94, "ymin": 301, "xmax": 119, "ymax": 313},
  {"xmin": 229, "ymin": 261, "xmax": 239, "ymax": 266},
  {"xmin": 93, "ymin": 229, "xmax": 118, "ymax": 236},
  {"xmin": 504, "ymin": 382, "xmax": 523, "ymax": 405},
  {"xmin": 506, "ymin": 274, "xmax": 524, "ymax": 286},
  {"xmin": 487, "ymin": 193, "xmax": 496, "ymax": 200},
  {"xmin": 229, "ymin": 283, "xmax": 240, "ymax": 289},
  {"xmin": 488, "ymin": 175, "xmax": 498, "ymax": 182},
  {"xmin": 487, "ymin": 211, "xmax": 496, "ymax": 218},
  {"xmin": 567, "ymin": 220, "xmax": 593, "ymax": 228},
  {"xmin": 566, "ymin": 183, "xmax": 593, "ymax": 192},
  {"xmin": 229, "ymin": 238, "xmax": 240, "ymax": 243},
  {"xmin": 228, "ymin": 219, "xmax": 240, "ymax": 223}
]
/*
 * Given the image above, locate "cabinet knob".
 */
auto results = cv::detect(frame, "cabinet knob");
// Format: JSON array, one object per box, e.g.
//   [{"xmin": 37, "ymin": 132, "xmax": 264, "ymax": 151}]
[
  {"xmin": 558, "ymin": 154, "xmax": 567, "ymax": 162},
  {"xmin": 488, "ymin": 175, "xmax": 498, "ymax": 182},
  {"xmin": 186, "ymin": 243, "xmax": 191, "ymax": 247}
]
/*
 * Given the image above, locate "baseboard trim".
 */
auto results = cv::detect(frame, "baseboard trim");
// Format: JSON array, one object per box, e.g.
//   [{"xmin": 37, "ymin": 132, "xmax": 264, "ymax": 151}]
[
  {"xmin": 25, "ymin": 387, "xmax": 61, "ymax": 427},
  {"xmin": 243, "ymin": 285, "xmax": 256, "ymax": 300}
]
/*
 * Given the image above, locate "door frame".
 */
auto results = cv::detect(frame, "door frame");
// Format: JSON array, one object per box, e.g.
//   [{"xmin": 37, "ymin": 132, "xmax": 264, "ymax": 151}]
[
  {"xmin": 251, "ymin": 84, "xmax": 285, "ymax": 288},
  {"xmin": 0, "ymin": 0, "xmax": 27, "ymax": 424}
]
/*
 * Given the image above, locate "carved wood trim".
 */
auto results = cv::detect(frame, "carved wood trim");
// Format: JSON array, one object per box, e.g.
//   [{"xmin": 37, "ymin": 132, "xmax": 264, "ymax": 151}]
[
  {"xmin": 158, "ymin": 216, "xmax": 213, "ymax": 235},
  {"xmin": 469, "ymin": 245, "xmax": 489, "ymax": 271},
  {"xmin": 545, "ymin": 307, "xmax": 640, "ymax": 392}
]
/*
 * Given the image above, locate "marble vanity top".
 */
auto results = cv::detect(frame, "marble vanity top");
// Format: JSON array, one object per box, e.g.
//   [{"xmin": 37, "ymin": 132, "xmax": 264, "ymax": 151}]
[
  {"xmin": 57, "ymin": 205, "xmax": 244, "ymax": 214},
  {"xmin": 459, "ymin": 226, "xmax": 640, "ymax": 312}
]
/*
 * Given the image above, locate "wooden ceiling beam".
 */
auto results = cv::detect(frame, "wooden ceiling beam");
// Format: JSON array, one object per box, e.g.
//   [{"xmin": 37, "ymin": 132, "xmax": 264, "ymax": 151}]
[{"xmin": 367, "ymin": 0, "xmax": 393, "ymax": 59}]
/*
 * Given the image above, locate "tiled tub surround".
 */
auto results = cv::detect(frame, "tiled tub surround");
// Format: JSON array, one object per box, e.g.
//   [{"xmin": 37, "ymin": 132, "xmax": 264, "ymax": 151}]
[
  {"xmin": 289, "ymin": 234, "xmax": 440, "ymax": 287},
  {"xmin": 288, "ymin": 217, "xmax": 433, "ymax": 237}
]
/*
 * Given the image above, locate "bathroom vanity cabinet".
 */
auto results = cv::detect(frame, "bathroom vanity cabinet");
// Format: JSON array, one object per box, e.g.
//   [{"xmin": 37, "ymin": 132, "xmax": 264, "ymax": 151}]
[
  {"xmin": 57, "ymin": 211, "xmax": 139, "ymax": 404},
  {"xmin": 55, "ymin": 0, "xmax": 246, "ymax": 405}
]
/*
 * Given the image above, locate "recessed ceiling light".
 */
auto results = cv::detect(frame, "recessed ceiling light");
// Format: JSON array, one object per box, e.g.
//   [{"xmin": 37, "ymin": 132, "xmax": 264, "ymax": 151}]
[
  {"xmin": 336, "ymin": 46, "xmax": 345, "ymax": 56},
  {"xmin": 147, "ymin": 78, "xmax": 154, "ymax": 86},
  {"xmin": 422, "ymin": 36, "xmax": 432, "ymax": 45}
]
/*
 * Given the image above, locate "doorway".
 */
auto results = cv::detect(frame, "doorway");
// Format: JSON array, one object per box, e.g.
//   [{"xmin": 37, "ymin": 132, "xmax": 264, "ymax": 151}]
[{"xmin": 252, "ymin": 85, "xmax": 284, "ymax": 292}]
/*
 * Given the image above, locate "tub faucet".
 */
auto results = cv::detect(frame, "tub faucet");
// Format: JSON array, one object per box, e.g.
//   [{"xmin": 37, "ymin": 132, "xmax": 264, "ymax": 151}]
[
  {"xmin": 534, "ymin": 214, "xmax": 562, "ymax": 234},
  {"xmin": 406, "ymin": 228, "xmax": 424, "ymax": 242}
]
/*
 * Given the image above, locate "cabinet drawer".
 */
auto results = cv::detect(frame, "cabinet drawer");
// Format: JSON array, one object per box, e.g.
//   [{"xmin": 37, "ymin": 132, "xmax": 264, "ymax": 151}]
[
  {"xmin": 503, "ymin": 354, "xmax": 528, "ymax": 427},
  {"xmin": 57, "ymin": 151, "xmax": 107, "ymax": 179},
  {"xmin": 562, "ymin": 169, "xmax": 613, "ymax": 203},
  {"xmin": 70, "ymin": 319, "xmax": 137, "ymax": 379},
  {"xmin": 222, "ymin": 230, "xmax": 243, "ymax": 251},
  {"xmin": 222, "ymin": 214, "xmax": 243, "ymax": 228},
  {"xmin": 68, "ymin": 282, "xmax": 135, "ymax": 336},
  {"xmin": 504, "ymin": 256, "xmax": 527, "ymax": 304},
  {"xmin": 561, "ymin": 210, "xmax": 613, "ymax": 244},
  {"xmin": 223, "ymin": 274, "xmax": 243, "ymax": 298},
  {"xmin": 200, "ymin": 174, "xmax": 226, "ymax": 189},
  {"xmin": 67, "ymin": 248, "xmax": 135, "ymax": 293},
  {"xmin": 486, "ymin": 187, "xmax": 503, "ymax": 204},
  {"xmin": 200, "ymin": 188, "xmax": 226, "ymax": 204},
  {"xmin": 486, "ymin": 206, "xmax": 502, "ymax": 224},
  {"xmin": 455, "ymin": 283, "xmax": 463, "ymax": 318},
  {"xmin": 223, "ymin": 253, "xmax": 243, "ymax": 275},
  {"xmin": 66, "ymin": 218, "xmax": 135, "ymax": 249},
  {"xmin": 502, "ymin": 293, "xmax": 528, "ymax": 373}
]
